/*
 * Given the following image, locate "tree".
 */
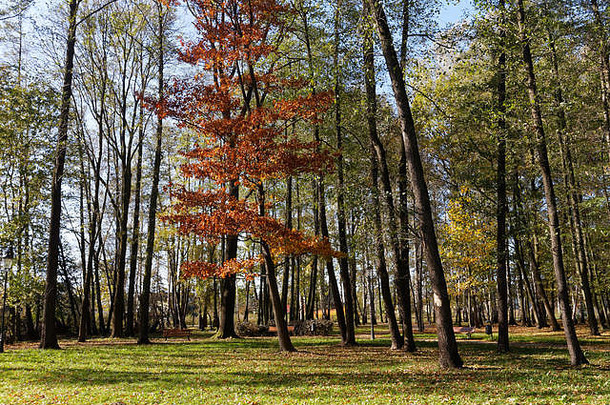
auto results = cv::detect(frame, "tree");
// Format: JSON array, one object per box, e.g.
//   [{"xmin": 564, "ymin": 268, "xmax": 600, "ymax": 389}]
[
  {"xmin": 332, "ymin": 0, "xmax": 357, "ymax": 347},
  {"xmin": 162, "ymin": 0, "xmax": 335, "ymax": 351},
  {"xmin": 138, "ymin": 0, "xmax": 168, "ymax": 345},
  {"xmin": 440, "ymin": 189, "xmax": 495, "ymax": 327},
  {"xmin": 40, "ymin": 0, "xmax": 80, "ymax": 350},
  {"xmin": 0, "ymin": 67, "xmax": 55, "ymax": 343},
  {"xmin": 515, "ymin": 0, "xmax": 588, "ymax": 366},
  {"xmin": 495, "ymin": 0, "xmax": 509, "ymax": 353},
  {"xmin": 362, "ymin": 0, "xmax": 403, "ymax": 350},
  {"xmin": 367, "ymin": 0, "xmax": 463, "ymax": 368}
]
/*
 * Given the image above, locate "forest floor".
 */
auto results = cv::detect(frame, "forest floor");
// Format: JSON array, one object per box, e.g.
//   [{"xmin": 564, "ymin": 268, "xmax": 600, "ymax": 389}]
[{"xmin": 0, "ymin": 324, "xmax": 608, "ymax": 404}]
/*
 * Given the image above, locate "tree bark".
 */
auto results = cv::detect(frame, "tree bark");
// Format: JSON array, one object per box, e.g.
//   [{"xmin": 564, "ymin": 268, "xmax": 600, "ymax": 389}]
[
  {"xmin": 126, "ymin": 107, "xmax": 145, "ymax": 337},
  {"xmin": 138, "ymin": 5, "xmax": 165, "ymax": 344},
  {"xmin": 281, "ymin": 177, "xmax": 292, "ymax": 316},
  {"xmin": 548, "ymin": 33, "xmax": 600, "ymax": 336},
  {"xmin": 40, "ymin": 0, "xmax": 79, "ymax": 350},
  {"xmin": 258, "ymin": 183, "xmax": 295, "ymax": 352},
  {"xmin": 306, "ymin": 181, "xmax": 319, "ymax": 320},
  {"xmin": 516, "ymin": 0, "xmax": 588, "ymax": 366},
  {"xmin": 363, "ymin": 7, "xmax": 403, "ymax": 349},
  {"xmin": 318, "ymin": 176, "xmax": 348, "ymax": 343},
  {"xmin": 111, "ymin": 161, "xmax": 131, "ymax": 338},
  {"xmin": 589, "ymin": 0, "xmax": 610, "ymax": 163},
  {"xmin": 368, "ymin": 0, "xmax": 462, "ymax": 368},
  {"xmin": 495, "ymin": 0, "xmax": 509, "ymax": 353},
  {"xmin": 333, "ymin": 0, "xmax": 356, "ymax": 346}
]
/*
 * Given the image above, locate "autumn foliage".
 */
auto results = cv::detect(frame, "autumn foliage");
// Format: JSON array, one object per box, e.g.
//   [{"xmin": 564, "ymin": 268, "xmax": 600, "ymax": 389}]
[
  {"xmin": 440, "ymin": 188, "xmax": 494, "ymax": 298},
  {"xmin": 162, "ymin": 0, "xmax": 335, "ymax": 280}
]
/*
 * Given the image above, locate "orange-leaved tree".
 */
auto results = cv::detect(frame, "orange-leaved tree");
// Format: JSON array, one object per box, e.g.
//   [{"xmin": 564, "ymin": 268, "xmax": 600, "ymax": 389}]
[{"xmin": 161, "ymin": 0, "xmax": 335, "ymax": 351}]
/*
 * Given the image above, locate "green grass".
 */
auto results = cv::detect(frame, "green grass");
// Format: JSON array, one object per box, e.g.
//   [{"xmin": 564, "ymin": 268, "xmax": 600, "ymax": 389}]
[{"xmin": 0, "ymin": 326, "xmax": 609, "ymax": 404}]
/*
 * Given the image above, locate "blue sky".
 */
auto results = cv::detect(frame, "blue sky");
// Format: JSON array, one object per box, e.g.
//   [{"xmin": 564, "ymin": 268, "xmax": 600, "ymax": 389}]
[{"xmin": 438, "ymin": 0, "xmax": 473, "ymax": 24}]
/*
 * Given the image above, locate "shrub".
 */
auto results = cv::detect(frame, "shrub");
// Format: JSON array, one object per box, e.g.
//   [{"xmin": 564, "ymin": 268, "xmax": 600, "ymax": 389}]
[
  {"xmin": 292, "ymin": 319, "xmax": 333, "ymax": 336},
  {"xmin": 236, "ymin": 321, "xmax": 269, "ymax": 337}
]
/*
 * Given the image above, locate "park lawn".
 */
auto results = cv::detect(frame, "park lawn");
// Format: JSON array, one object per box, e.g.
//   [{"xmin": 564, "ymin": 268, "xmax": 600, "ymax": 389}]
[{"xmin": 0, "ymin": 326, "xmax": 608, "ymax": 404}]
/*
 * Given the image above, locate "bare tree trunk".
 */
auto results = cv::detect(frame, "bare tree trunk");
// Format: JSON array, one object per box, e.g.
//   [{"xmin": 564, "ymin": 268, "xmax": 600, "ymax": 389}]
[
  {"xmin": 495, "ymin": 0, "xmax": 509, "ymax": 353},
  {"xmin": 40, "ymin": 0, "xmax": 79, "ymax": 350},
  {"xmin": 281, "ymin": 177, "xmax": 292, "ymax": 316},
  {"xmin": 363, "ymin": 7, "xmax": 403, "ymax": 349},
  {"xmin": 333, "ymin": 0, "xmax": 356, "ymax": 346},
  {"xmin": 528, "ymin": 239, "xmax": 558, "ymax": 329},
  {"xmin": 306, "ymin": 184, "xmax": 319, "ymax": 321},
  {"xmin": 514, "ymin": 237, "xmax": 536, "ymax": 326},
  {"xmin": 318, "ymin": 176, "xmax": 348, "ymax": 343},
  {"xmin": 367, "ymin": 0, "xmax": 461, "ymax": 368},
  {"xmin": 415, "ymin": 236, "xmax": 424, "ymax": 332},
  {"xmin": 126, "ymin": 110, "xmax": 145, "ymax": 337},
  {"xmin": 349, "ymin": 255, "xmax": 359, "ymax": 326},
  {"xmin": 306, "ymin": 259, "xmax": 318, "ymax": 320},
  {"xmin": 111, "ymin": 161, "xmax": 131, "ymax": 338},
  {"xmin": 258, "ymin": 184, "xmax": 295, "ymax": 352},
  {"xmin": 216, "ymin": 171, "xmax": 239, "ymax": 337},
  {"xmin": 516, "ymin": 0, "xmax": 587, "ymax": 366},
  {"xmin": 138, "ymin": 5, "xmax": 165, "ymax": 344},
  {"xmin": 398, "ymin": 0, "xmax": 415, "ymax": 352},
  {"xmin": 213, "ymin": 276, "xmax": 219, "ymax": 328},
  {"xmin": 77, "ymin": 144, "xmax": 92, "ymax": 342},
  {"xmin": 513, "ymin": 170, "xmax": 545, "ymax": 328},
  {"xmin": 59, "ymin": 242, "xmax": 79, "ymax": 331}
]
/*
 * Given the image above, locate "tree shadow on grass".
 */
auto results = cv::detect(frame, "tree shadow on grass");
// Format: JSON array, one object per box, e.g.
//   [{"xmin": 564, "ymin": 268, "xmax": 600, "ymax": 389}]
[
  {"xmin": 7, "ymin": 359, "xmax": 605, "ymax": 404},
  {"xmin": 3, "ymin": 335, "xmax": 609, "ymax": 404}
]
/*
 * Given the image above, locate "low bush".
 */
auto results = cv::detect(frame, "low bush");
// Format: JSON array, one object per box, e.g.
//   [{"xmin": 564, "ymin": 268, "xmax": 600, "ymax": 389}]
[
  {"xmin": 292, "ymin": 319, "xmax": 333, "ymax": 336},
  {"xmin": 236, "ymin": 321, "xmax": 269, "ymax": 337}
]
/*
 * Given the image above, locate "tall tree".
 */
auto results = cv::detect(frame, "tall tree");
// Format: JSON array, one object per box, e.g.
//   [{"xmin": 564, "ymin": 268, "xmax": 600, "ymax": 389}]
[
  {"xmin": 361, "ymin": 0, "xmax": 404, "ymax": 350},
  {"xmin": 367, "ymin": 0, "xmax": 462, "ymax": 368},
  {"xmin": 333, "ymin": 0, "xmax": 356, "ymax": 346},
  {"xmin": 40, "ymin": 0, "xmax": 80, "ymax": 350},
  {"xmin": 162, "ymin": 0, "xmax": 334, "ymax": 351},
  {"xmin": 495, "ymin": 0, "xmax": 509, "ymax": 353},
  {"xmin": 363, "ymin": 23, "xmax": 404, "ymax": 348},
  {"xmin": 516, "ymin": 0, "xmax": 588, "ymax": 366},
  {"xmin": 546, "ymin": 25, "xmax": 600, "ymax": 336},
  {"xmin": 138, "ymin": 1, "xmax": 166, "ymax": 345}
]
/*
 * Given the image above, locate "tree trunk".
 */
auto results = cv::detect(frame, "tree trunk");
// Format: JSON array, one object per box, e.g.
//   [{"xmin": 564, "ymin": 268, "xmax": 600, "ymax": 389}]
[
  {"xmin": 398, "ymin": 0, "xmax": 415, "ymax": 352},
  {"xmin": 333, "ymin": 0, "xmax": 356, "ymax": 346},
  {"xmin": 138, "ymin": 5, "xmax": 165, "ymax": 344},
  {"xmin": 281, "ymin": 177, "xmax": 292, "ymax": 316},
  {"xmin": 126, "ymin": 116, "xmax": 144, "ymax": 337},
  {"xmin": 516, "ymin": 0, "xmax": 588, "ymax": 366},
  {"xmin": 368, "ymin": 0, "xmax": 461, "ymax": 368},
  {"xmin": 77, "ymin": 176, "xmax": 90, "ymax": 340},
  {"xmin": 350, "ymin": 256, "xmax": 359, "ymax": 326},
  {"xmin": 306, "ymin": 178, "xmax": 319, "ymax": 320},
  {"xmin": 111, "ymin": 161, "xmax": 131, "ymax": 338},
  {"xmin": 548, "ymin": 33, "xmax": 599, "ymax": 336},
  {"xmin": 213, "ymin": 276, "xmax": 219, "ymax": 328},
  {"xmin": 589, "ymin": 0, "xmax": 610, "ymax": 163},
  {"xmin": 495, "ymin": 0, "xmax": 509, "ymax": 353},
  {"xmin": 261, "ymin": 242, "xmax": 296, "ymax": 351},
  {"xmin": 363, "ymin": 8, "xmax": 403, "ymax": 349},
  {"xmin": 40, "ymin": 0, "xmax": 79, "ymax": 350},
  {"xmin": 257, "ymin": 183, "xmax": 295, "ymax": 352},
  {"xmin": 514, "ymin": 238, "xmax": 533, "ymax": 326},
  {"xmin": 318, "ymin": 176, "xmax": 348, "ymax": 343},
  {"xmin": 244, "ymin": 280, "xmax": 250, "ymax": 322}
]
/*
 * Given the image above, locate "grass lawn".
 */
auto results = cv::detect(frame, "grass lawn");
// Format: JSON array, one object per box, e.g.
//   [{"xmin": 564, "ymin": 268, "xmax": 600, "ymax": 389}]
[{"xmin": 0, "ymin": 325, "xmax": 608, "ymax": 404}]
